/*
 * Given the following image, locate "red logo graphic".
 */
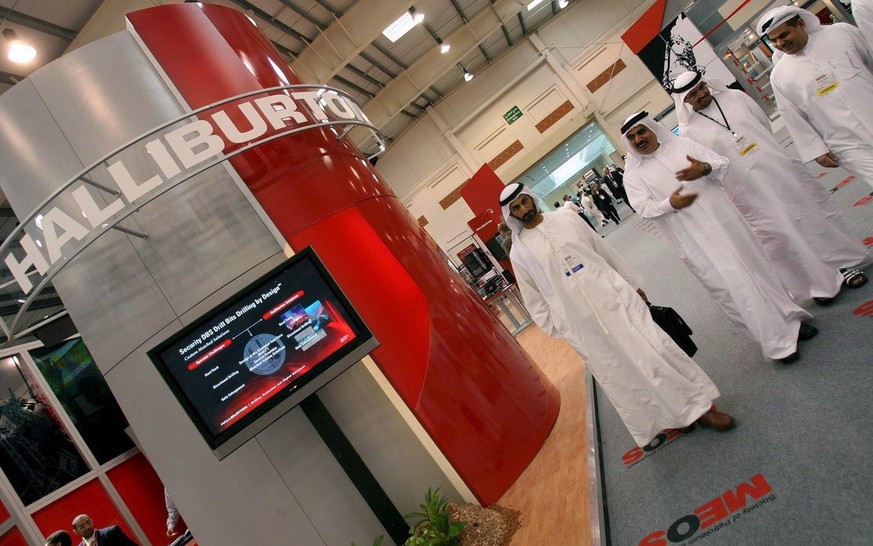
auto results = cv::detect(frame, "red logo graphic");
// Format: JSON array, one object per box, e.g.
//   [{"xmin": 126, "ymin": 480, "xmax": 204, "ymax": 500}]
[
  {"xmin": 623, "ymin": 428, "xmax": 689, "ymax": 466},
  {"xmin": 853, "ymin": 301, "xmax": 873, "ymax": 317},
  {"xmin": 864, "ymin": 237, "xmax": 873, "ymax": 247},
  {"xmin": 855, "ymin": 196, "xmax": 873, "ymax": 207},
  {"xmin": 830, "ymin": 176, "xmax": 855, "ymax": 191},
  {"xmin": 639, "ymin": 474, "xmax": 774, "ymax": 545}
]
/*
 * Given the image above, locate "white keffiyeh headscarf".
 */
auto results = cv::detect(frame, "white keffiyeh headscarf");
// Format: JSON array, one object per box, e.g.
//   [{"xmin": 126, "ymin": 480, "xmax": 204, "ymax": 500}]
[
  {"xmin": 619, "ymin": 111, "xmax": 678, "ymax": 170},
  {"xmin": 499, "ymin": 183, "xmax": 553, "ymax": 295},
  {"xmin": 671, "ymin": 71, "xmax": 731, "ymax": 130},
  {"xmin": 756, "ymin": 5, "xmax": 822, "ymax": 36}
]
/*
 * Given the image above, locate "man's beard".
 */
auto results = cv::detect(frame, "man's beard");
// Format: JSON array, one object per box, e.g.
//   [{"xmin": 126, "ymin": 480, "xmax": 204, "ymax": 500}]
[{"xmin": 522, "ymin": 202, "xmax": 538, "ymax": 223}]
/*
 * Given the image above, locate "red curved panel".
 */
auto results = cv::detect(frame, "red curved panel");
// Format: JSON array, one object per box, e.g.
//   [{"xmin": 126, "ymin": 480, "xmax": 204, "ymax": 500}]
[
  {"xmin": 32, "ymin": 479, "xmax": 137, "ymax": 543},
  {"xmin": 106, "ymin": 453, "xmax": 170, "ymax": 546},
  {"xmin": 127, "ymin": 3, "xmax": 560, "ymax": 503},
  {"xmin": 0, "ymin": 527, "xmax": 26, "ymax": 546}
]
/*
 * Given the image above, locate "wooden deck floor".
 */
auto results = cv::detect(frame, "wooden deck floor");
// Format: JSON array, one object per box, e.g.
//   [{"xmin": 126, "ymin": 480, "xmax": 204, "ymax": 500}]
[{"xmin": 497, "ymin": 326, "xmax": 593, "ymax": 546}]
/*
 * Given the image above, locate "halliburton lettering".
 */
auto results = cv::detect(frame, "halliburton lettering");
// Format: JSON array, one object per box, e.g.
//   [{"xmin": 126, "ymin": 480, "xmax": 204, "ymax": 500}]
[
  {"xmin": 4, "ymin": 90, "xmax": 369, "ymax": 295},
  {"xmin": 639, "ymin": 474, "xmax": 774, "ymax": 545}
]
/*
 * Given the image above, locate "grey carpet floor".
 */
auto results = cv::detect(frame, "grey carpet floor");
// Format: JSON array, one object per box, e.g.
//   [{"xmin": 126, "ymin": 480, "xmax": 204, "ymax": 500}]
[{"xmin": 593, "ymin": 148, "xmax": 873, "ymax": 546}]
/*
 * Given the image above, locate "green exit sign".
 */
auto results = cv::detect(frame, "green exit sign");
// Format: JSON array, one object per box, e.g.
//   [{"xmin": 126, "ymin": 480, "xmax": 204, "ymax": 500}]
[{"xmin": 503, "ymin": 106, "xmax": 523, "ymax": 125}]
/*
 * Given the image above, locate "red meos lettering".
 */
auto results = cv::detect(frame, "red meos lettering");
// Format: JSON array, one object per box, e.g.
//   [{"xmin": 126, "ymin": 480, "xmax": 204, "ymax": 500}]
[
  {"xmin": 722, "ymin": 473, "xmax": 772, "ymax": 512},
  {"xmin": 694, "ymin": 496, "xmax": 728, "ymax": 529}
]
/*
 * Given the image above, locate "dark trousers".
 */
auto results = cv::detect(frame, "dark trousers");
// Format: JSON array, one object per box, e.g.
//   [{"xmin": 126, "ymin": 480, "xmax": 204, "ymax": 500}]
[
  {"xmin": 599, "ymin": 205, "xmax": 620, "ymax": 224},
  {"xmin": 615, "ymin": 187, "xmax": 635, "ymax": 212}
]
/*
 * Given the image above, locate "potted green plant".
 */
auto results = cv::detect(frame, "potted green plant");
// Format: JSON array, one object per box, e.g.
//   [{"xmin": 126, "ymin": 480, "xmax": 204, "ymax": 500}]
[{"xmin": 404, "ymin": 487, "xmax": 467, "ymax": 546}]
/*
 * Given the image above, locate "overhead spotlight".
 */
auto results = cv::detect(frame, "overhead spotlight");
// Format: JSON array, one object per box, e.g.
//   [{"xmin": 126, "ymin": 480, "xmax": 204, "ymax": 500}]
[
  {"xmin": 558, "ymin": 0, "xmax": 569, "ymax": 8},
  {"xmin": 458, "ymin": 63, "xmax": 474, "ymax": 82},
  {"xmin": 437, "ymin": 38, "xmax": 451, "ymax": 54},
  {"xmin": 3, "ymin": 29, "xmax": 36, "ymax": 64}
]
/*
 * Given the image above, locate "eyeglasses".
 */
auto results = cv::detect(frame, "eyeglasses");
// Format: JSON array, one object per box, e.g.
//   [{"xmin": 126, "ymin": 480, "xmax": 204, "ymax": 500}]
[{"xmin": 685, "ymin": 82, "xmax": 708, "ymax": 102}]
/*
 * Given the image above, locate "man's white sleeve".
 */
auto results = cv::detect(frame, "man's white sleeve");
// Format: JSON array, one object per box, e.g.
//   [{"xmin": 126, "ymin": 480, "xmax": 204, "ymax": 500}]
[
  {"xmin": 513, "ymin": 260, "xmax": 561, "ymax": 338},
  {"xmin": 772, "ymin": 76, "xmax": 830, "ymax": 162},
  {"xmin": 622, "ymin": 171, "xmax": 676, "ymax": 219},
  {"xmin": 577, "ymin": 214, "xmax": 643, "ymax": 288}
]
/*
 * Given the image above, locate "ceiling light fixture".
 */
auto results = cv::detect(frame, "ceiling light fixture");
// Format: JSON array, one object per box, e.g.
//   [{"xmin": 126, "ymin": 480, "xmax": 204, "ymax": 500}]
[
  {"xmin": 382, "ymin": 8, "xmax": 425, "ymax": 42},
  {"xmin": 457, "ymin": 63, "xmax": 474, "ymax": 82},
  {"xmin": 410, "ymin": 6, "xmax": 425, "ymax": 24},
  {"xmin": 558, "ymin": 0, "xmax": 569, "ymax": 8},
  {"xmin": 527, "ymin": 0, "xmax": 548, "ymax": 10},
  {"xmin": 3, "ymin": 29, "xmax": 36, "ymax": 64},
  {"xmin": 437, "ymin": 37, "xmax": 451, "ymax": 54}
]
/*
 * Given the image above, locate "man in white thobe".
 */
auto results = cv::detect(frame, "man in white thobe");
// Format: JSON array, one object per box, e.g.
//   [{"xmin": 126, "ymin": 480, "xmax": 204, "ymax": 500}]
[
  {"xmin": 852, "ymin": 0, "xmax": 873, "ymax": 50},
  {"xmin": 562, "ymin": 194, "xmax": 597, "ymax": 232},
  {"xmin": 758, "ymin": 6, "xmax": 873, "ymax": 189},
  {"xmin": 500, "ymin": 183, "xmax": 734, "ymax": 448},
  {"xmin": 580, "ymin": 189, "xmax": 607, "ymax": 226},
  {"xmin": 620, "ymin": 111, "xmax": 816, "ymax": 363},
  {"xmin": 671, "ymin": 71, "xmax": 870, "ymax": 302}
]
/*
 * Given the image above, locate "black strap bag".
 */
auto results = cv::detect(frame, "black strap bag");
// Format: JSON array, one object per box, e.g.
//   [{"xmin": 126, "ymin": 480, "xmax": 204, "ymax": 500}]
[{"xmin": 647, "ymin": 302, "xmax": 697, "ymax": 357}]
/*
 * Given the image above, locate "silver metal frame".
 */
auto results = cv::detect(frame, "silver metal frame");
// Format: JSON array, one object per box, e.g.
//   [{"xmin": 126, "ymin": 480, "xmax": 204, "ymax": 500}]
[
  {"xmin": 0, "ymin": 342, "xmax": 146, "ymax": 543},
  {"xmin": 0, "ymin": 84, "xmax": 385, "ymax": 342},
  {"xmin": 586, "ymin": 372, "xmax": 607, "ymax": 546}
]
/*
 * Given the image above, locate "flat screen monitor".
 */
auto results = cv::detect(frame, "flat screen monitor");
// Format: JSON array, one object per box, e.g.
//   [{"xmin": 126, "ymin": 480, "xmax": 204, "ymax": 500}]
[{"xmin": 148, "ymin": 247, "xmax": 378, "ymax": 459}]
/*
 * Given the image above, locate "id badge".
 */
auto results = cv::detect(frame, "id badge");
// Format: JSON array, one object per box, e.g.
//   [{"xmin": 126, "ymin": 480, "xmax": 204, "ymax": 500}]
[
  {"xmin": 563, "ymin": 253, "xmax": 584, "ymax": 277},
  {"xmin": 734, "ymin": 135, "xmax": 758, "ymax": 156},
  {"xmin": 814, "ymin": 72, "xmax": 839, "ymax": 96}
]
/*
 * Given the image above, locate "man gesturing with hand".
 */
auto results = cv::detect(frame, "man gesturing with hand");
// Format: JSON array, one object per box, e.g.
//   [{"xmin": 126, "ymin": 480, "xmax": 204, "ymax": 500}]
[{"xmin": 620, "ymin": 112, "xmax": 814, "ymax": 364}]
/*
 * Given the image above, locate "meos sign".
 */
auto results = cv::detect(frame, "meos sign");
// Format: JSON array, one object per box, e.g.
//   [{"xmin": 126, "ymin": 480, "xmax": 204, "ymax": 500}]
[{"xmin": 0, "ymin": 84, "xmax": 384, "ymax": 338}]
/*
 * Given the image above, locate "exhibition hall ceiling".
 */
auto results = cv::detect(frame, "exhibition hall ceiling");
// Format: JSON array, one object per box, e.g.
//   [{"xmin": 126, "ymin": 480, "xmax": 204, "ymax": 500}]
[{"xmin": 0, "ymin": 0, "xmax": 578, "ymax": 148}]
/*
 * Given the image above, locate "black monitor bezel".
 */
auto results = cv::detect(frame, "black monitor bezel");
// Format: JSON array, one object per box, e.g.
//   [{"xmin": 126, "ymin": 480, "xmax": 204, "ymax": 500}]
[{"xmin": 148, "ymin": 246, "xmax": 378, "ymax": 459}]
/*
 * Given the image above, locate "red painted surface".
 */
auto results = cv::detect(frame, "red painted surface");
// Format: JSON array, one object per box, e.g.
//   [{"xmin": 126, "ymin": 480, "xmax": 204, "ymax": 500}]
[
  {"xmin": 621, "ymin": 0, "xmax": 668, "ymax": 54},
  {"xmin": 460, "ymin": 164, "xmax": 505, "ymax": 219},
  {"xmin": 853, "ymin": 300, "xmax": 873, "ymax": 317},
  {"xmin": 863, "ymin": 237, "xmax": 873, "ymax": 247},
  {"xmin": 107, "ymin": 454, "xmax": 172, "ymax": 545},
  {"xmin": 464, "ymin": 165, "xmax": 513, "ymax": 274},
  {"xmin": 0, "ymin": 528, "xmax": 26, "ymax": 546},
  {"xmin": 32, "ymin": 479, "xmax": 137, "ymax": 543},
  {"xmin": 854, "ymin": 195, "xmax": 873, "ymax": 207},
  {"xmin": 127, "ymin": 4, "xmax": 559, "ymax": 503},
  {"xmin": 0, "ymin": 499, "xmax": 9, "ymax": 523}
]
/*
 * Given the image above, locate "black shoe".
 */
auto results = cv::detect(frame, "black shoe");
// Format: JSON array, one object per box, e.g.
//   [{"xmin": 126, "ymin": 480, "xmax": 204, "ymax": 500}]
[
  {"xmin": 798, "ymin": 323, "xmax": 819, "ymax": 341},
  {"xmin": 779, "ymin": 352, "xmax": 800, "ymax": 364},
  {"xmin": 813, "ymin": 296, "xmax": 836, "ymax": 305}
]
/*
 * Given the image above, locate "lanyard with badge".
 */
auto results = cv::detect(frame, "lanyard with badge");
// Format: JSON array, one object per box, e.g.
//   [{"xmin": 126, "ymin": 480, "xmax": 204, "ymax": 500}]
[
  {"xmin": 557, "ymin": 244, "xmax": 611, "ymax": 333},
  {"xmin": 696, "ymin": 97, "xmax": 758, "ymax": 156},
  {"xmin": 813, "ymin": 72, "xmax": 839, "ymax": 96},
  {"xmin": 561, "ymin": 251, "xmax": 584, "ymax": 277}
]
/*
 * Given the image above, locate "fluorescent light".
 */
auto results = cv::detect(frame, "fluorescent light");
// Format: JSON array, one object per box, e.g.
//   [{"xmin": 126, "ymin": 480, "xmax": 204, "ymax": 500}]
[
  {"xmin": 383, "ymin": 10, "xmax": 424, "ymax": 42},
  {"xmin": 527, "ymin": 0, "xmax": 547, "ymax": 10}
]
